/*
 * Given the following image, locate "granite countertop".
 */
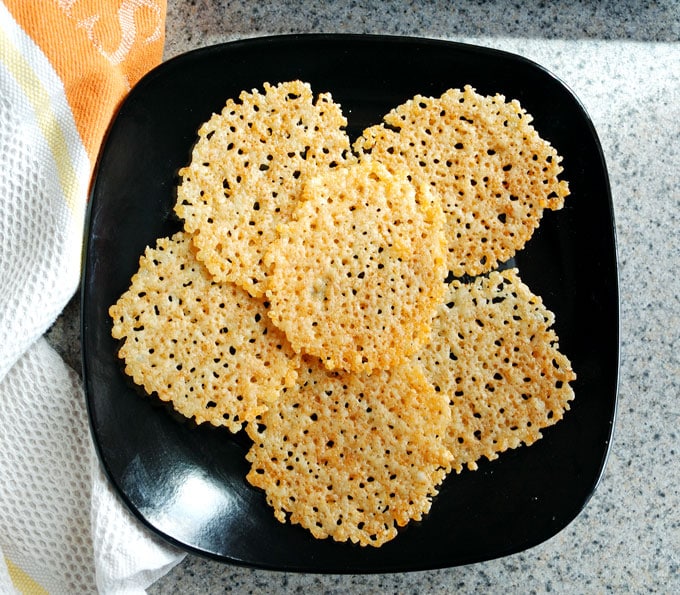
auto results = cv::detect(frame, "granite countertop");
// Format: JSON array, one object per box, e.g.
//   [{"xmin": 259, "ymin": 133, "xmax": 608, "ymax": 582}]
[{"xmin": 47, "ymin": 1, "xmax": 680, "ymax": 592}]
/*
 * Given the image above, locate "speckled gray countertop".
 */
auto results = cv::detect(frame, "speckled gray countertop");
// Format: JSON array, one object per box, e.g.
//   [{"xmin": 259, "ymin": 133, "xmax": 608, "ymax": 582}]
[{"xmin": 46, "ymin": 1, "xmax": 680, "ymax": 592}]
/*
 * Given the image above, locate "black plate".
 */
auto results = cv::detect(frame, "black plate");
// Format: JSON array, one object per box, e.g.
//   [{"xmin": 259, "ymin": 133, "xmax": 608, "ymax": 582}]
[{"xmin": 82, "ymin": 34, "xmax": 619, "ymax": 572}]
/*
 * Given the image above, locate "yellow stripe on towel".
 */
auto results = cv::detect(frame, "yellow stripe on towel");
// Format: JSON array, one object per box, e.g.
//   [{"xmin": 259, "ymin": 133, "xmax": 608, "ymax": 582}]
[
  {"xmin": 5, "ymin": 557, "xmax": 48, "ymax": 595},
  {"xmin": 0, "ymin": 22, "xmax": 81, "ymax": 217}
]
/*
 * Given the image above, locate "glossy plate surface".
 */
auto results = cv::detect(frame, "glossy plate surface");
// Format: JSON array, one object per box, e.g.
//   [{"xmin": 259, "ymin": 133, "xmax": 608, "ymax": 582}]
[{"xmin": 82, "ymin": 34, "xmax": 618, "ymax": 572}]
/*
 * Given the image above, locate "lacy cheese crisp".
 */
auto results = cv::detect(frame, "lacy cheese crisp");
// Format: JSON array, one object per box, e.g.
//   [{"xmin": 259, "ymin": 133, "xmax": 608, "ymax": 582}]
[
  {"xmin": 265, "ymin": 160, "xmax": 447, "ymax": 373},
  {"xmin": 414, "ymin": 268, "xmax": 576, "ymax": 473},
  {"xmin": 355, "ymin": 85, "xmax": 569, "ymax": 277},
  {"xmin": 175, "ymin": 80, "xmax": 354, "ymax": 297},
  {"xmin": 109, "ymin": 232, "xmax": 300, "ymax": 432},
  {"xmin": 246, "ymin": 358, "xmax": 452, "ymax": 547}
]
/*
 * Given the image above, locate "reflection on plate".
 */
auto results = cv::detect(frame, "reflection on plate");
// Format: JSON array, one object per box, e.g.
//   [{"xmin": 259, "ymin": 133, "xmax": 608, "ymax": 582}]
[{"xmin": 82, "ymin": 34, "xmax": 618, "ymax": 572}]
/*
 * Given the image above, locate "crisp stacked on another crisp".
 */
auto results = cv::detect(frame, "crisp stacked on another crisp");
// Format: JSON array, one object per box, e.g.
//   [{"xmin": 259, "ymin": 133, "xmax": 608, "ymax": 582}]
[
  {"xmin": 175, "ymin": 80, "xmax": 355, "ymax": 297},
  {"xmin": 109, "ymin": 232, "xmax": 300, "ymax": 432},
  {"xmin": 414, "ymin": 268, "xmax": 576, "ymax": 473},
  {"xmin": 246, "ymin": 357, "xmax": 452, "ymax": 547},
  {"xmin": 265, "ymin": 160, "xmax": 447, "ymax": 373},
  {"xmin": 354, "ymin": 85, "xmax": 570, "ymax": 277}
]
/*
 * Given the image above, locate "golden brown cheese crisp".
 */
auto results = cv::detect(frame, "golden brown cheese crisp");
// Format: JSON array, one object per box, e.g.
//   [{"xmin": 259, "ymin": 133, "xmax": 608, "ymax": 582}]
[
  {"xmin": 175, "ymin": 80, "xmax": 355, "ymax": 297},
  {"xmin": 414, "ymin": 268, "xmax": 576, "ymax": 472},
  {"xmin": 245, "ymin": 358, "xmax": 452, "ymax": 547},
  {"xmin": 354, "ymin": 85, "xmax": 569, "ymax": 277},
  {"xmin": 264, "ymin": 160, "xmax": 447, "ymax": 373},
  {"xmin": 109, "ymin": 232, "xmax": 301, "ymax": 432}
]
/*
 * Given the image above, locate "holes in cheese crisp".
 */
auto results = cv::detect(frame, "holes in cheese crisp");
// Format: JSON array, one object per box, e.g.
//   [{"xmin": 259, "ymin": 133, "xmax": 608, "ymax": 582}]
[
  {"xmin": 266, "ymin": 161, "xmax": 445, "ymax": 373},
  {"xmin": 243, "ymin": 362, "xmax": 450, "ymax": 547},
  {"xmin": 109, "ymin": 232, "xmax": 301, "ymax": 432},
  {"xmin": 354, "ymin": 85, "xmax": 569, "ymax": 277}
]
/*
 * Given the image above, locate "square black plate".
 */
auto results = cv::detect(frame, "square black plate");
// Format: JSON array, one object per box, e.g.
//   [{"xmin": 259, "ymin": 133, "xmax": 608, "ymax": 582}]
[{"xmin": 82, "ymin": 34, "xmax": 619, "ymax": 572}]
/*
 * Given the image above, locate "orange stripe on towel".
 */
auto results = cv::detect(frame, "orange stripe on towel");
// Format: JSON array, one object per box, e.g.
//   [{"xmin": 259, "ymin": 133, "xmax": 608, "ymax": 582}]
[{"xmin": 5, "ymin": 0, "xmax": 166, "ymax": 166}]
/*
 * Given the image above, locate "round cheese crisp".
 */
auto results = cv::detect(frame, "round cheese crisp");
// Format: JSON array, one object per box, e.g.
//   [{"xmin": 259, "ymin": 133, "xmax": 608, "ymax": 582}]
[
  {"xmin": 245, "ymin": 358, "xmax": 452, "ymax": 547},
  {"xmin": 354, "ymin": 85, "xmax": 570, "ymax": 277},
  {"xmin": 414, "ymin": 268, "xmax": 576, "ymax": 472},
  {"xmin": 109, "ymin": 232, "xmax": 300, "ymax": 432},
  {"xmin": 175, "ymin": 80, "xmax": 354, "ymax": 297},
  {"xmin": 265, "ymin": 160, "xmax": 447, "ymax": 373}
]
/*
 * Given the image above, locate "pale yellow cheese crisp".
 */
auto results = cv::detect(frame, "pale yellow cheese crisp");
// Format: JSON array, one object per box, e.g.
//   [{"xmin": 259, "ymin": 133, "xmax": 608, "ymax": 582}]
[
  {"xmin": 109, "ymin": 232, "xmax": 301, "ymax": 432},
  {"xmin": 414, "ymin": 268, "xmax": 576, "ymax": 472},
  {"xmin": 175, "ymin": 80, "xmax": 355, "ymax": 297},
  {"xmin": 355, "ymin": 85, "xmax": 570, "ymax": 277},
  {"xmin": 245, "ymin": 357, "xmax": 452, "ymax": 547},
  {"xmin": 265, "ymin": 160, "xmax": 447, "ymax": 373}
]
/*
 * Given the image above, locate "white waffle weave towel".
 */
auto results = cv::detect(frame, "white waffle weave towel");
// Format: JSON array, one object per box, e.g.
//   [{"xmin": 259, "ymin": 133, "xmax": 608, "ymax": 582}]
[{"xmin": 0, "ymin": 2, "xmax": 184, "ymax": 592}]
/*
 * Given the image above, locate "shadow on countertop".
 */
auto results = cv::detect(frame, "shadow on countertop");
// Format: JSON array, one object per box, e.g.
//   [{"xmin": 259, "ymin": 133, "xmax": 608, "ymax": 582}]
[{"xmin": 165, "ymin": 0, "xmax": 679, "ymax": 49}]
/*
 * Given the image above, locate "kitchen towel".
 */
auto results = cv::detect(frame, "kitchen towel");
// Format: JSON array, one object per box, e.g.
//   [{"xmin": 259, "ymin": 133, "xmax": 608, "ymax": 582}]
[{"xmin": 0, "ymin": 1, "xmax": 185, "ymax": 592}]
